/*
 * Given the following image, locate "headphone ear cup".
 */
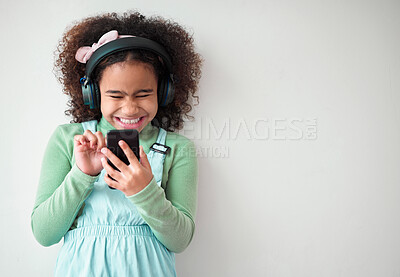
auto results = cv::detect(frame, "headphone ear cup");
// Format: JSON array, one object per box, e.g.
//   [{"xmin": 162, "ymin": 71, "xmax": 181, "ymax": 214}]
[
  {"xmin": 81, "ymin": 80, "xmax": 99, "ymax": 110},
  {"xmin": 165, "ymin": 77, "xmax": 175, "ymax": 106},
  {"xmin": 158, "ymin": 76, "xmax": 174, "ymax": 107},
  {"xmin": 157, "ymin": 78, "xmax": 167, "ymax": 107},
  {"xmin": 93, "ymin": 82, "xmax": 100, "ymax": 109}
]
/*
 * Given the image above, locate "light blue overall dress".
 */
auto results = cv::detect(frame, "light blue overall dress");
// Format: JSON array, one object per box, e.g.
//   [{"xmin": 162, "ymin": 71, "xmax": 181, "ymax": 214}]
[{"xmin": 54, "ymin": 120, "xmax": 176, "ymax": 277}]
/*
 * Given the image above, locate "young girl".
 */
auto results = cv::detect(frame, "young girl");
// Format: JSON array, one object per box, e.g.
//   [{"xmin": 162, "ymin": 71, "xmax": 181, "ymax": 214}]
[{"xmin": 31, "ymin": 11, "xmax": 202, "ymax": 276}]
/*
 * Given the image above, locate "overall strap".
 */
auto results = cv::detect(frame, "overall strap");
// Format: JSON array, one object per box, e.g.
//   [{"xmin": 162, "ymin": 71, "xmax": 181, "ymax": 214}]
[
  {"xmin": 148, "ymin": 128, "xmax": 170, "ymax": 188},
  {"xmin": 81, "ymin": 120, "xmax": 98, "ymax": 133}
]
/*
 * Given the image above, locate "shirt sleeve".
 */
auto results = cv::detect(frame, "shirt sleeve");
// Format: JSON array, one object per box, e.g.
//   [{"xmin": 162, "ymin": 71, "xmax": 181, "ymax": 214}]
[
  {"xmin": 31, "ymin": 125, "xmax": 98, "ymax": 247},
  {"xmin": 127, "ymin": 140, "xmax": 198, "ymax": 253}
]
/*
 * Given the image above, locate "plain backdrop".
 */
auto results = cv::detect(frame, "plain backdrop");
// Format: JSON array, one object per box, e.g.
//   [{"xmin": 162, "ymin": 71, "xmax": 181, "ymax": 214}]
[{"xmin": 1, "ymin": 0, "xmax": 399, "ymax": 276}]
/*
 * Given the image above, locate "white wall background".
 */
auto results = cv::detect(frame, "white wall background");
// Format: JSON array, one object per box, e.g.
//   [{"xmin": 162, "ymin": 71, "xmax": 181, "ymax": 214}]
[{"xmin": 1, "ymin": 0, "xmax": 399, "ymax": 276}]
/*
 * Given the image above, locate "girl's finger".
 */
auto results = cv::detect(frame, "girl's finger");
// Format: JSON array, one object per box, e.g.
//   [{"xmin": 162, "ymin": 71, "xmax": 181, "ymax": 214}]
[
  {"xmin": 101, "ymin": 157, "xmax": 122, "ymax": 181},
  {"xmin": 104, "ymin": 171, "xmax": 121, "ymax": 190},
  {"xmin": 118, "ymin": 140, "xmax": 140, "ymax": 167},
  {"xmin": 84, "ymin": 130, "xmax": 98, "ymax": 148},
  {"xmin": 101, "ymin": 147, "xmax": 128, "ymax": 172},
  {"xmin": 94, "ymin": 131, "xmax": 106, "ymax": 151},
  {"xmin": 139, "ymin": 146, "xmax": 152, "ymax": 171},
  {"xmin": 74, "ymin": 135, "xmax": 88, "ymax": 146}
]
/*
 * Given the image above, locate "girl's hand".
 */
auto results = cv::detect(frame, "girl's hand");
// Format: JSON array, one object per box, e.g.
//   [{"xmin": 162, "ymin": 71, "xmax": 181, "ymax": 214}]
[
  {"xmin": 74, "ymin": 130, "xmax": 106, "ymax": 176},
  {"xmin": 101, "ymin": 141, "xmax": 153, "ymax": 196}
]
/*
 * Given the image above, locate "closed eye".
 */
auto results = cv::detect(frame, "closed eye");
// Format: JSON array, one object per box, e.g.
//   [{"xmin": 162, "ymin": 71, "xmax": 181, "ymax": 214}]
[{"xmin": 110, "ymin": 96, "xmax": 123, "ymax": 99}]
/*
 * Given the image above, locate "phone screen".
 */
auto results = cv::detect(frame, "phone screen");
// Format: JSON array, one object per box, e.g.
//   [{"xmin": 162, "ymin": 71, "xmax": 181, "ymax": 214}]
[{"xmin": 106, "ymin": 129, "xmax": 139, "ymax": 188}]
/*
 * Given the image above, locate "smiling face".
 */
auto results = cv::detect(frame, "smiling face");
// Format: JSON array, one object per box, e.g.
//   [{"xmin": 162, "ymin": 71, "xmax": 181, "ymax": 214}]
[{"xmin": 98, "ymin": 61, "xmax": 158, "ymax": 131}]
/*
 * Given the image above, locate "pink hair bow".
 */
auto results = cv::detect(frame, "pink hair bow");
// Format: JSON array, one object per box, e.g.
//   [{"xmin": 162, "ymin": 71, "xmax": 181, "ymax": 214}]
[{"xmin": 75, "ymin": 30, "xmax": 134, "ymax": 63}]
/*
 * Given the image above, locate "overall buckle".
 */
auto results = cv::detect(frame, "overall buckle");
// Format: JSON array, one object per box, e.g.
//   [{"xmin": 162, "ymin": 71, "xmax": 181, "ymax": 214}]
[{"xmin": 150, "ymin": 143, "xmax": 171, "ymax": 155}]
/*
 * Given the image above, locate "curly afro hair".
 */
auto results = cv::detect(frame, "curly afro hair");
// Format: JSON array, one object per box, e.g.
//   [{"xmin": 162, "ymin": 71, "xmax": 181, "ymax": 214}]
[{"xmin": 54, "ymin": 11, "xmax": 202, "ymax": 131}]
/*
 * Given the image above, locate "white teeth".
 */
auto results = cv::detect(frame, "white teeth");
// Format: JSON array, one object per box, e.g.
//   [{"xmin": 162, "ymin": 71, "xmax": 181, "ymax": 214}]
[{"xmin": 119, "ymin": 117, "xmax": 141, "ymax": 124}]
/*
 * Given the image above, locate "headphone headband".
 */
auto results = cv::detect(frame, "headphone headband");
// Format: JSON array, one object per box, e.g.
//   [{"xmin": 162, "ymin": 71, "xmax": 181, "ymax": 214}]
[{"xmin": 85, "ymin": 36, "xmax": 173, "ymax": 80}]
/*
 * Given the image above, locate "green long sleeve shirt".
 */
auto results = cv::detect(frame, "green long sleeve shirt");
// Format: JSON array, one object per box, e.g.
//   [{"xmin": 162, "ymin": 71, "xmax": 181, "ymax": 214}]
[{"xmin": 31, "ymin": 117, "xmax": 198, "ymax": 253}]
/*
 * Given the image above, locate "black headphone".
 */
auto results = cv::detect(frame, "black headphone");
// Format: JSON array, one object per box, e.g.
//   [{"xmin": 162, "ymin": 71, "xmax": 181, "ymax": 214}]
[{"xmin": 80, "ymin": 36, "xmax": 175, "ymax": 109}]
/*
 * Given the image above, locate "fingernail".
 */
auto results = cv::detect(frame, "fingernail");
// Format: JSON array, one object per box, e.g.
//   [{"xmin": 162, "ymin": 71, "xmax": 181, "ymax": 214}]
[
  {"xmin": 118, "ymin": 140, "xmax": 124, "ymax": 146},
  {"xmin": 101, "ymin": 148, "xmax": 106, "ymax": 154}
]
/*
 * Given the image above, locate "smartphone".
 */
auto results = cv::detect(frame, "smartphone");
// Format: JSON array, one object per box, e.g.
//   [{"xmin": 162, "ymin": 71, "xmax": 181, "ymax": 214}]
[{"xmin": 106, "ymin": 129, "xmax": 140, "ymax": 189}]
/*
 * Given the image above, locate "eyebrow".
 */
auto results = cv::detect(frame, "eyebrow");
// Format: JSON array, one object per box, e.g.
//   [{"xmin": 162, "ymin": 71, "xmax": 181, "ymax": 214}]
[{"xmin": 105, "ymin": 89, "xmax": 154, "ymax": 95}]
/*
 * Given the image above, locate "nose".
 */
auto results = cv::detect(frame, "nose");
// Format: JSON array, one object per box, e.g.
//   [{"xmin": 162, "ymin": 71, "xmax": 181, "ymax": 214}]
[{"xmin": 122, "ymin": 99, "xmax": 139, "ymax": 115}]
